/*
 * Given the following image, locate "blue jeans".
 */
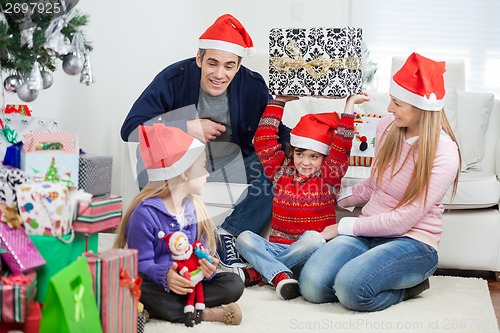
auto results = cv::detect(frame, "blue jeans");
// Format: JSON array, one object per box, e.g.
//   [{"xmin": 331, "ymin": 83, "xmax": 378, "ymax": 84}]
[
  {"xmin": 299, "ymin": 235, "xmax": 438, "ymax": 312},
  {"xmin": 219, "ymin": 152, "xmax": 273, "ymax": 236},
  {"xmin": 235, "ymin": 230, "xmax": 326, "ymax": 282}
]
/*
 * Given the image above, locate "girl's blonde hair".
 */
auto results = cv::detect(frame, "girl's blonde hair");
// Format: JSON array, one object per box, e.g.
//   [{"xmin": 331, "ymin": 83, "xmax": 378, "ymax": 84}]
[
  {"xmin": 372, "ymin": 108, "xmax": 461, "ymax": 208},
  {"xmin": 113, "ymin": 179, "xmax": 219, "ymax": 255}
]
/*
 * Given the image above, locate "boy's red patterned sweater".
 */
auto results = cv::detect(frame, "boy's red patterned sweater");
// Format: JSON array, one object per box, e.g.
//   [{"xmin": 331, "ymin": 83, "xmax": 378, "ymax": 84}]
[{"xmin": 254, "ymin": 100, "xmax": 355, "ymax": 245}]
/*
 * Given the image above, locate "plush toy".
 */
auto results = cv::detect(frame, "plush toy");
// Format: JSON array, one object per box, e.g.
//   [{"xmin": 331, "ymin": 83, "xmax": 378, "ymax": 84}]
[{"xmin": 158, "ymin": 230, "xmax": 211, "ymax": 327}]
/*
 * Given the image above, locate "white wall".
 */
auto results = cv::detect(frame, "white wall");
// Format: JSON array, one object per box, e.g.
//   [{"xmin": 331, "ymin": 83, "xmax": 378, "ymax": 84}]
[{"xmin": 1, "ymin": 0, "xmax": 351, "ymax": 208}]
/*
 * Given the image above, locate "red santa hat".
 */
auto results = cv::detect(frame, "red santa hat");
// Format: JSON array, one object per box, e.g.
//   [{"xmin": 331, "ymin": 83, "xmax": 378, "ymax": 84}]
[
  {"xmin": 390, "ymin": 52, "xmax": 446, "ymax": 111},
  {"xmin": 199, "ymin": 14, "xmax": 255, "ymax": 57},
  {"xmin": 139, "ymin": 124, "xmax": 205, "ymax": 181},
  {"xmin": 290, "ymin": 112, "xmax": 341, "ymax": 155}
]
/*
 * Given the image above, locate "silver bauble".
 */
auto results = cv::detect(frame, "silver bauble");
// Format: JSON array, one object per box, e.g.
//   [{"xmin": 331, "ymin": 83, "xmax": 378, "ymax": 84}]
[
  {"xmin": 62, "ymin": 53, "xmax": 84, "ymax": 75},
  {"xmin": 4, "ymin": 75, "xmax": 22, "ymax": 93},
  {"xmin": 41, "ymin": 70, "xmax": 54, "ymax": 89},
  {"xmin": 17, "ymin": 82, "xmax": 39, "ymax": 102}
]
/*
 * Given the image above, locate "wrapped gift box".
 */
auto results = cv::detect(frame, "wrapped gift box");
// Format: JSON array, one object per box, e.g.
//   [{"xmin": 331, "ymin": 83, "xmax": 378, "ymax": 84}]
[
  {"xmin": 73, "ymin": 195, "xmax": 122, "ymax": 234},
  {"xmin": 79, "ymin": 154, "xmax": 113, "ymax": 196},
  {"xmin": 16, "ymin": 181, "xmax": 72, "ymax": 237},
  {"xmin": 0, "ymin": 165, "xmax": 30, "ymax": 207},
  {"xmin": 85, "ymin": 249, "xmax": 140, "ymax": 333},
  {"xmin": 0, "ymin": 270, "xmax": 37, "ymax": 323},
  {"xmin": 269, "ymin": 26, "xmax": 363, "ymax": 98},
  {"xmin": 0, "ymin": 204, "xmax": 46, "ymax": 274},
  {"xmin": 20, "ymin": 131, "xmax": 79, "ymax": 186},
  {"xmin": 0, "ymin": 301, "xmax": 41, "ymax": 333},
  {"xmin": 29, "ymin": 233, "xmax": 98, "ymax": 303}
]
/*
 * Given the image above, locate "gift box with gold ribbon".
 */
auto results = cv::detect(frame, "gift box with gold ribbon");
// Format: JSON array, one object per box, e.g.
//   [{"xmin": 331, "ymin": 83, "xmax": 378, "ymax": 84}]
[{"xmin": 269, "ymin": 26, "xmax": 363, "ymax": 98}]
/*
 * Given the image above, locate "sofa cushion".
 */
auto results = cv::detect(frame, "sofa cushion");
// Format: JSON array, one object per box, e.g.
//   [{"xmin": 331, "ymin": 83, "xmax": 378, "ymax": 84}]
[
  {"xmin": 446, "ymin": 89, "xmax": 494, "ymax": 171},
  {"xmin": 443, "ymin": 170, "xmax": 500, "ymax": 209}
]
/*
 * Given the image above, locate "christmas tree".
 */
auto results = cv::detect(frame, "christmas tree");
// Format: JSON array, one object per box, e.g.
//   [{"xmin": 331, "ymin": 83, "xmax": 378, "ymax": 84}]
[
  {"xmin": 0, "ymin": 0, "xmax": 93, "ymax": 103},
  {"xmin": 44, "ymin": 156, "xmax": 59, "ymax": 182}
]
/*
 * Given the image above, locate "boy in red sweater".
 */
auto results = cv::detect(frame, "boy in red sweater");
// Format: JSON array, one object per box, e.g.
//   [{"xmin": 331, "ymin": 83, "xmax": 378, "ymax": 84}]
[{"xmin": 235, "ymin": 93, "xmax": 369, "ymax": 300}]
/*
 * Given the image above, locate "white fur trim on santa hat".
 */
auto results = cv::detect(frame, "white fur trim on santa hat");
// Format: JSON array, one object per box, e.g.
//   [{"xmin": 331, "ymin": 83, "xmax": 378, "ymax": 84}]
[
  {"xmin": 390, "ymin": 78, "xmax": 444, "ymax": 111},
  {"xmin": 290, "ymin": 133, "xmax": 330, "ymax": 155},
  {"xmin": 199, "ymin": 39, "xmax": 250, "ymax": 57},
  {"xmin": 147, "ymin": 138, "xmax": 205, "ymax": 181}
]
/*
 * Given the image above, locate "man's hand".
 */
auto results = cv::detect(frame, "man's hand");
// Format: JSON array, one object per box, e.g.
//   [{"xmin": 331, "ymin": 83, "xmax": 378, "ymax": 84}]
[
  {"xmin": 166, "ymin": 262, "xmax": 194, "ymax": 295},
  {"xmin": 187, "ymin": 118, "xmax": 226, "ymax": 142}
]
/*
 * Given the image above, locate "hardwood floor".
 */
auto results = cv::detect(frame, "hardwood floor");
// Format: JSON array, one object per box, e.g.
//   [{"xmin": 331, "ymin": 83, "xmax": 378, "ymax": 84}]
[{"xmin": 435, "ymin": 269, "xmax": 500, "ymax": 329}]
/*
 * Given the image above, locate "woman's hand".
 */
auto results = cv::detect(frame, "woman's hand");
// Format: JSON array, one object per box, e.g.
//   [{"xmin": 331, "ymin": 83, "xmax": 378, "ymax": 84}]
[
  {"xmin": 321, "ymin": 224, "xmax": 339, "ymax": 241},
  {"xmin": 166, "ymin": 262, "xmax": 194, "ymax": 295}
]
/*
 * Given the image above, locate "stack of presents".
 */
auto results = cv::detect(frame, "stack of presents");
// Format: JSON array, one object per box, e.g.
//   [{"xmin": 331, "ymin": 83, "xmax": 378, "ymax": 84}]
[{"xmin": 0, "ymin": 105, "xmax": 145, "ymax": 332}]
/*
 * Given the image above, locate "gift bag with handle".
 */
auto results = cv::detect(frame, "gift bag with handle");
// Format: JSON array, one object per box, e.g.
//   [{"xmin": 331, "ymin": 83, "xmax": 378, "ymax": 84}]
[{"xmin": 40, "ymin": 256, "xmax": 102, "ymax": 333}]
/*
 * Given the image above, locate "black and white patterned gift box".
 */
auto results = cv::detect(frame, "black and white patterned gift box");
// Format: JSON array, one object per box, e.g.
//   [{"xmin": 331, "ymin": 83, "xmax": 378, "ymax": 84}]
[
  {"xmin": 0, "ymin": 165, "xmax": 30, "ymax": 207},
  {"xmin": 78, "ymin": 154, "xmax": 113, "ymax": 196},
  {"xmin": 269, "ymin": 27, "xmax": 363, "ymax": 98}
]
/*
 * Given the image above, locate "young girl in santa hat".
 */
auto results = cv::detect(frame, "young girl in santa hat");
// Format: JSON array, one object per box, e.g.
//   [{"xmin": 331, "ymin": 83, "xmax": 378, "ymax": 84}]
[
  {"xmin": 113, "ymin": 124, "xmax": 243, "ymax": 325},
  {"xmin": 235, "ymin": 92, "xmax": 370, "ymax": 300},
  {"xmin": 299, "ymin": 52, "xmax": 461, "ymax": 311}
]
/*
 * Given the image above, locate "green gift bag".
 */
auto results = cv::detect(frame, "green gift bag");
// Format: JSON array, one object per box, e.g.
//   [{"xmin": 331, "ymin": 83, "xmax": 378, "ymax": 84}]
[
  {"xmin": 29, "ymin": 232, "xmax": 98, "ymax": 303},
  {"xmin": 40, "ymin": 256, "xmax": 103, "ymax": 333}
]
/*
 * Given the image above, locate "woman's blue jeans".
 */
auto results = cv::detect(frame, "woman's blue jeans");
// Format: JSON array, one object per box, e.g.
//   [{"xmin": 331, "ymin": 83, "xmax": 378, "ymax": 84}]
[
  {"xmin": 235, "ymin": 230, "xmax": 326, "ymax": 283},
  {"xmin": 299, "ymin": 235, "xmax": 438, "ymax": 312}
]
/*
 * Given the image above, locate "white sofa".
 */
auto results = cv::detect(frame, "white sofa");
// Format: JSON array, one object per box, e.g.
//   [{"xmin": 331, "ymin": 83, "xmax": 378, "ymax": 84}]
[{"xmin": 202, "ymin": 56, "xmax": 500, "ymax": 280}]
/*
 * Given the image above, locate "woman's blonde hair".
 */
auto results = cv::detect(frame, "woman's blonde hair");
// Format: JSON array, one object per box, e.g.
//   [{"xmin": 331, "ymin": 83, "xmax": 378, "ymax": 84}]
[
  {"xmin": 372, "ymin": 107, "xmax": 461, "ymax": 208},
  {"xmin": 113, "ymin": 178, "xmax": 218, "ymax": 255}
]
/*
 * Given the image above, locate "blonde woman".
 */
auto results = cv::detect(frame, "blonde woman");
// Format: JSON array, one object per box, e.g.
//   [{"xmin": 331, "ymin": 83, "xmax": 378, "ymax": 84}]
[
  {"xmin": 299, "ymin": 53, "xmax": 461, "ymax": 312},
  {"xmin": 114, "ymin": 124, "xmax": 243, "ymax": 325}
]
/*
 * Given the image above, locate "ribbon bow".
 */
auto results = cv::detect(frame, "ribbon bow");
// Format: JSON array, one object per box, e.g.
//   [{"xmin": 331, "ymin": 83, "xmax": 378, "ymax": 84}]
[
  {"xmin": 0, "ymin": 204, "xmax": 24, "ymax": 228},
  {"xmin": 119, "ymin": 268, "xmax": 142, "ymax": 301},
  {"xmin": 269, "ymin": 40, "xmax": 362, "ymax": 79},
  {"xmin": 73, "ymin": 284, "xmax": 85, "ymax": 322},
  {"xmin": 1, "ymin": 273, "xmax": 32, "ymax": 285},
  {"xmin": 0, "ymin": 123, "xmax": 18, "ymax": 144}
]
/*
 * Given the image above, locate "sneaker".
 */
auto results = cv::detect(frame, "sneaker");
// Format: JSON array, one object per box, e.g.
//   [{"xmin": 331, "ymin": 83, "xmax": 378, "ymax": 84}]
[
  {"xmin": 216, "ymin": 234, "xmax": 247, "ymax": 268},
  {"xmin": 273, "ymin": 272, "xmax": 300, "ymax": 300},
  {"xmin": 242, "ymin": 267, "xmax": 264, "ymax": 287}
]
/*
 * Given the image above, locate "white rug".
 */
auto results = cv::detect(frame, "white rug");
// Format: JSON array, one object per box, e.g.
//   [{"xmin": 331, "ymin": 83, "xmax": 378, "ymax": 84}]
[{"xmin": 144, "ymin": 275, "xmax": 499, "ymax": 333}]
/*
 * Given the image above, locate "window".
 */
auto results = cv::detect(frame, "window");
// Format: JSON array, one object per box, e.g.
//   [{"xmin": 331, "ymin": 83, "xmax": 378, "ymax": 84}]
[{"xmin": 351, "ymin": 0, "xmax": 500, "ymax": 96}]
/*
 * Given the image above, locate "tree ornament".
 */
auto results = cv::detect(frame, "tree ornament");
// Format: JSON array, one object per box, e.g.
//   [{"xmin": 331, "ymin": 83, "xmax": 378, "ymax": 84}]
[
  {"xmin": 62, "ymin": 53, "xmax": 84, "ymax": 75},
  {"xmin": 27, "ymin": 62, "xmax": 44, "ymax": 90},
  {"xmin": 80, "ymin": 53, "xmax": 94, "ymax": 85},
  {"xmin": 3, "ymin": 75, "xmax": 22, "ymax": 93},
  {"xmin": 17, "ymin": 82, "xmax": 38, "ymax": 102},
  {"xmin": 41, "ymin": 71, "xmax": 54, "ymax": 89}
]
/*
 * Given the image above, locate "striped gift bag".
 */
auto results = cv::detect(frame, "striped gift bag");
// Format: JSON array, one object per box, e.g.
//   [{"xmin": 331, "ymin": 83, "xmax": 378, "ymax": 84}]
[{"xmin": 85, "ymin": 249, "xmax": 140, "ymax": 333}]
